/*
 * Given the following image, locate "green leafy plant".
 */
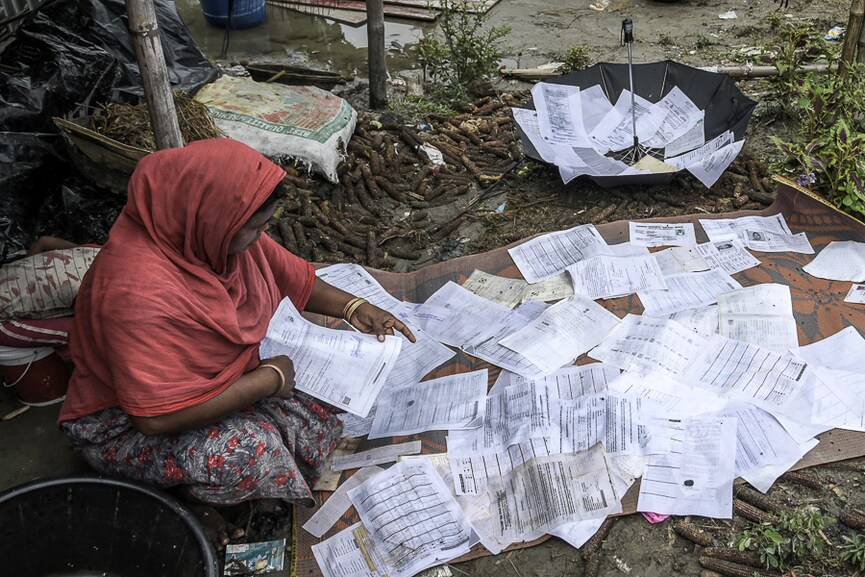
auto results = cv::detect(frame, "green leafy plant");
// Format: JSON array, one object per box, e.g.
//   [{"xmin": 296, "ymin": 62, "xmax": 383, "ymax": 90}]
[
  {"xmin": 733, "ymin": 507, "xmax": 826, "ymax": 570},
  {"xmin": 388, "ymin": 94, "xmax": 454, "ymax": 123},
  {"xmin": 770, "ymin": 60, "xmax": 865, "ymax": 218},
  {"xmin": 557, "ymin": 44, "xmax": 591, "ymax": 73},
  {"xmin": 758, "ymin": 21, "xmax": 836, "ymax": 105},
  {"xmin": 840, "ymin": 533, "xmax": 865, "ymax": 571},
  {"xmin": 417, "ymin": 0, "xmax": 511, "ymax": 105}
]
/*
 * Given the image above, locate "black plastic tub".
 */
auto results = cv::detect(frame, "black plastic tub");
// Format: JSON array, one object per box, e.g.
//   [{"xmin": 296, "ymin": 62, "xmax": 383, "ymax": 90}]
[{"xmin": 0, "ymin": 475, "xmax": 219, "ymax": 577}]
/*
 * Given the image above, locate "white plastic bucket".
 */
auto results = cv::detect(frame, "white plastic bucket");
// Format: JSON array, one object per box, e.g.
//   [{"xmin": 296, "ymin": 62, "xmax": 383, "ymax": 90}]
[{"xmin": 0, "ymin": 346, "xmax": 68, "ymax": 406}]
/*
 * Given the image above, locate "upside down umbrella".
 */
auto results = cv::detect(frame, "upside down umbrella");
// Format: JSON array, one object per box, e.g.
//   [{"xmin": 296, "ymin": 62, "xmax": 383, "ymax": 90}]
[{"xmin": 514, "ymin": 58, "xmax": 757, "ymax": 188}]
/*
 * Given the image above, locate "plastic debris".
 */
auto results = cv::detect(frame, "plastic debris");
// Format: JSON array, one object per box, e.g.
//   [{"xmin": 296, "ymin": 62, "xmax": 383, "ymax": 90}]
[
  {"xmin": 419, "ymin": 143, "xmax": 445, "ymax": 167},
  {"xmin": 718, "ymin": 10, "xmax": 737, "ymax": 19},
  {"xmin": 824, "ymin": 26, "xmax": 845, "ymax": 41}
]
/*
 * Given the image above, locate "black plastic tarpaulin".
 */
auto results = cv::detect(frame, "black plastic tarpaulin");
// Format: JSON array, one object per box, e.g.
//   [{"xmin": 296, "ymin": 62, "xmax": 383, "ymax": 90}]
[{"xmin": 0, "ymin": 0, "xmax": 218, "ymax": 260}]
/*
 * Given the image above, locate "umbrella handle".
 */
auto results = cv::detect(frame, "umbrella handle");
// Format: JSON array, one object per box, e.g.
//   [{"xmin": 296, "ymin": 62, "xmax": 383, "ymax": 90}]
[{"xmin": 621, "ymin": 18, "xmax": 634, "ymax": 45}]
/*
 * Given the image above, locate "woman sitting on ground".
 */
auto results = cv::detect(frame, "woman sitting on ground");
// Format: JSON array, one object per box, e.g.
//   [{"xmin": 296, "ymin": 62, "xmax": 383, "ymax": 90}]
[{"xmin": 58, "ymin": 139, "xmax": 414, "ymax": 546}]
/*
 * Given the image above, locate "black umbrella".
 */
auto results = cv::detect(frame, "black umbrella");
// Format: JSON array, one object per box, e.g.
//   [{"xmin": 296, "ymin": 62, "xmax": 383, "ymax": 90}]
[{"xmin": 515, "ymin": 59, "xmax": 757, "ymax": 187}]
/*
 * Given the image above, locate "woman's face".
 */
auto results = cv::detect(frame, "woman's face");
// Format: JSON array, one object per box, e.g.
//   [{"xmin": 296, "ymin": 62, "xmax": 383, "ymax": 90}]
[{"xmin": 227, "ymin": 205, "xmax": 277, "ymax": 255}]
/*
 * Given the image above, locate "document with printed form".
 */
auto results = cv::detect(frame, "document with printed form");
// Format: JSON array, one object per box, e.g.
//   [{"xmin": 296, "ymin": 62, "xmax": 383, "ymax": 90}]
[
  {"xmin": 638, "ymin": 416, "xmax": 737, "ymax": 518},
  {"xmin": 348, "ymin": 459, "xmax": 474, "ymax": 577},
  {"xmin": 260, "ymin": 298, "xmax": 402, "ymax": 417},
  {"xmin": 717, "ymin": 284, "xmax": 799, "ymax": 352},
  {"xmin": 368, "ymin": 369, "xmax": 487, "ymax": 439}
]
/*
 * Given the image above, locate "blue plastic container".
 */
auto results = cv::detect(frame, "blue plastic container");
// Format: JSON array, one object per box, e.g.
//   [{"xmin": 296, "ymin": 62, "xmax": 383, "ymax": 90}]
[{"xmin": 200, "ymin": 0, "xmax": 266, "ymax": 29}]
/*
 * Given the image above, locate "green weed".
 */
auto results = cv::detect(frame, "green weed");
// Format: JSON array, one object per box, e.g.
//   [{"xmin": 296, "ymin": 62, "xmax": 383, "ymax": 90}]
[
  {"xmin": 557, "ymin": 44, "xmax": 591, "ymax": 73},
  {"xmin": 733, "ymin": 507, "xmax": 825, "ymax": 571},
  {"xmin": 417, "ymin": 0, "xmax": 510, "ymax": 106},
  {"xmin": 840, "ymin": 533, "xmax": 865, "ymax": 571}
]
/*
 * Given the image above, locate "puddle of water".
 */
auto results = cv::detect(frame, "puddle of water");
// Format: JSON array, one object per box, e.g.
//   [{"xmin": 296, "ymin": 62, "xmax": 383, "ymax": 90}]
[{"xmin": 174, "ymin": 0, "xmax": 430, "ymax": 77}]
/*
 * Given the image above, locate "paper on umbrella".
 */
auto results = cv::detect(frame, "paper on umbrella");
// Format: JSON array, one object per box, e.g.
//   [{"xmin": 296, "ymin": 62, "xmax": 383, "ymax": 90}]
[{"xmin": 260, "ymin": 297, "xmax": 402, "ymax": 417}]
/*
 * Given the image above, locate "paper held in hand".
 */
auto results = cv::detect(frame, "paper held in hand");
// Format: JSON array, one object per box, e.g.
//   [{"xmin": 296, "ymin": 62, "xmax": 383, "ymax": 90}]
[{"xmin": 260, "ymin": 298, "xmax": 402, "ymax": 417}]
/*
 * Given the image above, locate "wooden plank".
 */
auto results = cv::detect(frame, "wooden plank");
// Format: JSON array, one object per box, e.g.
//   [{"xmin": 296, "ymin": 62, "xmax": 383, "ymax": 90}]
[
  {"xmin": 385, "ymin": 0, "xmax": 500, "ymax": 14},
  {"xmin": 267, "ymin": 0, "xmax": 368, "ymax": 24},
  {"xmin": 274, "ymin": 0, "xmax": 438, "ymax": 21}
]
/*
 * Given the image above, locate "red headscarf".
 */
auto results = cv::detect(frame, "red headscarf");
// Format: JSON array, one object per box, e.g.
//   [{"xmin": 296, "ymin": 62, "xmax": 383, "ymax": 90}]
[{"xmin": 60, "ymin": 139, "xmax": 315, "ymax": 421}]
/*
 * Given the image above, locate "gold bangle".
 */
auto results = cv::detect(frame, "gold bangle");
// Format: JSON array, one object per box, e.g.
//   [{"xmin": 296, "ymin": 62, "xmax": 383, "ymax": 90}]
[
  {"xmin": 342, "ymin": 297, "xmax": 364, "ymax": 320},
  {"xmin": 259, "ymin": 363, "xmax": 286, "ymax": 396},
  {"xmin": 344, "ymin": 298, "xmax": 368, "ymax": 323}
]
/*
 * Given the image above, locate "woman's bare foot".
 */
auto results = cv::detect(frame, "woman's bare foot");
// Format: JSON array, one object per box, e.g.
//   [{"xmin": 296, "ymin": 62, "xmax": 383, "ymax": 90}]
[{"xmin": 188, "ymin": 504, "xmax": 245, "ymax": 550}]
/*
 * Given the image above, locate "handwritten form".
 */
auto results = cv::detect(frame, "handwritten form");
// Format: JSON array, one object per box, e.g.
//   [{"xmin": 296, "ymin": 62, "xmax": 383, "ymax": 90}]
[
  {"xmin": 507, "ymin": 223, "xmax": 608, "ymax": 283},
  {"xmin": 261, "ymin": 298, "xmax": 402, "ymax": 417}
]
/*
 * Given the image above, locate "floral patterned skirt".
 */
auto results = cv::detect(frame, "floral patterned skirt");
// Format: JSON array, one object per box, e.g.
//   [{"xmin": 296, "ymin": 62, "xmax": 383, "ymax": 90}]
[{"xmin": 60, "ymin": 394, "xmax": 342, "ymax": 506}]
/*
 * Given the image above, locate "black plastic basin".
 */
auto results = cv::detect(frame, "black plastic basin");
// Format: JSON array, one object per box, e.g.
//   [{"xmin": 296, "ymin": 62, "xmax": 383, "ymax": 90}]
[{"xmin": 0, "ymin": 475, "xmax": 218, "ymax": 577}]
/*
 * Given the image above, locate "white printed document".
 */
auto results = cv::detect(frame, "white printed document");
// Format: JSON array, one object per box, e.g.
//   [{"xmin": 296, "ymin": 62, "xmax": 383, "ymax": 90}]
[
  {"xmin": 629, "ymin": 222, "xmax": 697, "ymax": 247},
  {"xmin": 499, "ymin": 294, "xmax": 621, "ymax": 376},
  {"xmin": 486, "ymin": 445, "xmax": 621, "ymax": 546},
  {"xmin": 532, "ymin": 82, "xmax": 592, "ymax": 147},
  {"xmin": 567, "ymin": 254, "xmax": 667, "ymax": 299},
  {"xmin": 653, "ymin": 246, "xmax": 710, "ymax": 276},
  {"xmin": 368, "ymin": 370, "xmax": 487, "ymax": 439},
  {"xmin": 683, "ymin": 334, "xmax": 811, "ymax": 409},
  {"xmin": 312, "ymin": 522, "xmax": 382, "ymax": 577},
  {"xmin": 643, "ymin": 87, "xmax": 703, "ymax": 148},
  {"xmin": 418, "ymin": 281, "xmax": 546, "ymax": 379},
  {"xmin": 637, "ymin": 268, "xmax": 742, "ymax": 316},
  {"xmin": 316, "ymin": 264, "xmax": 456, "ymax": 389},
  {"xmin": 447, "ymin": 380, "xmax": 556, "ymax": 456},
  {"xmin": 699, "ymin": 213, "xmax": 793, "ymax": 243},
  {"xmin": 507, "ymin": 224, "xmax": 607, "ymax": 283},
  {"xmin": 638, "ymin": 416, "xmax": 737, "ymax": 518},
  {"xmin": 742, "ymin": 229, "xmax": 814, "ymax": 254},
  {"xmin": 803, "ymin": 240, "xmax": 865, "ymax": 281},
  {"xmin": 348, "ymin": 459, "xmax": 473, "ymax": 577},
  {"xmin": 696, "ymin": 240, "xmax": 761, "ymax": 275},
  {"xmin": 589, "ymin": 314, "xmax": 708, "ymax": 379},
  {"xmin": 261, "ymin": 298, "xmax": 402, "ymax": 417},
  {"xmin": 717, "ymin": 284, "xmax": 799, "ymax": 352}
]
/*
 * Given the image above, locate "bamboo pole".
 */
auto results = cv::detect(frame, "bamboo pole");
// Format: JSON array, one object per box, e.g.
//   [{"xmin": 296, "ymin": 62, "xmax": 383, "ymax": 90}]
[
  {"xmin": 124, "ymin": 0, "xmax": 183, "ymax": 149},
  {"xmin": 501, "ymin": 64, "xmax": 836, "ymax": 82},
  {"xmin": 841, "ymin": 0, "xmax": 864, "ymax": 72},
  {"xmin": 367, "ymin": 0, "xmax": 387, "ymax": 109}
]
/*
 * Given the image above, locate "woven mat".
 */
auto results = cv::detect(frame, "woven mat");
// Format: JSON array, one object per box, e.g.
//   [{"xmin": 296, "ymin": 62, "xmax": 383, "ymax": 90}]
[{"xmin": 291, "ymin": 177, "xmax": 865, "ymax": 577}]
